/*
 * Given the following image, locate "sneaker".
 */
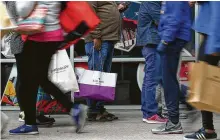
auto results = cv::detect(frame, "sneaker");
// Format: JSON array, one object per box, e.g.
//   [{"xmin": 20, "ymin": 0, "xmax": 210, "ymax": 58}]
[
  {"xmin": 184, "ymin": 128, "xmax": 217, "ymax": 140},
  {"xmin": 9, "ymin": 124, "xmax": 39, "ymax": 135},
  {"xmin": 36, "ymin": 114, "xmax": 55, "ymax": 126},
  {"xmin": 71, "ymin": 104, "xmax": 88, "ymax": 133},
  {"xmin": 1, "ymin": 112, "xmax": 9, "ymax": 135},
  {"xmin": 143, "ymin": 114, "xmax": 168, "ymax": 124},
  {"xmin": 18, "ymin": 111, "xmax": 25, "ymax": 122},
  {"xmin": 151, "ymin": 120, "xmax": 183, "ymax": 134}
]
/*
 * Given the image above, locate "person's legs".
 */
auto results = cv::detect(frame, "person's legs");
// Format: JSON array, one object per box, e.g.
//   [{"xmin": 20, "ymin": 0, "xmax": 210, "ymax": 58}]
[
  {"xmin": 9, "ymin": 40, "xmax": 40, "ymax": 135},
  {"xmin": 141, "ymin": 45, "xmax": 166, "ymax": 123},
  {"xmin": 10, "ymin": 41, "xmax": 87, "ymax": 134},
  {"xmin": 141, "ymin": 46, "xmax": 158, "ymax": 119},
  {"xmin": 15, "ymin": 52, "xmax": 56, "ymax": 124},
  {"xmin": 184, "ymin": 54, "xmax": 219, "ymax": 140},
  {"xmin": 201, "ymin": 55, "xmax": 220, "ymax": 131},
  {"xmin": 162, "ymin": 40, "xmax": 186, "ymax": 125},
  {"xmin": 14, "ymin": 53, "xmax": 23, "ymax": 111},
  {"xmin": 152, "ymin": 39, "xmax": 187, "ymax": 134},
  {"xmin": 85, "ymin": 41, "xmax": 116, "ymax": 121}
]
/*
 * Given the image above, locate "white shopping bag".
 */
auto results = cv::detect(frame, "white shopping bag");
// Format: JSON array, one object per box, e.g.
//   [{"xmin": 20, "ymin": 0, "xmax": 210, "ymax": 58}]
[
  {"xmin": 48, "ymin": 50, "xmax": 79, "ymax": 93},
  {"xmin": 1, "ymin": 33, "xmax": 15, "ymax": 58},
  {"xmin": 74, "ymin": 68, "xmax": 117, "ymax": 101}
]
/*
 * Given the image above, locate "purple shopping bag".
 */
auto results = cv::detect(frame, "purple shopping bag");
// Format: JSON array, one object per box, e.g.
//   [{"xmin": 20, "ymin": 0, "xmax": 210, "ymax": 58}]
[{"xmin": 74, "ymin": 68, "xmax": 117, "ymax": 101}]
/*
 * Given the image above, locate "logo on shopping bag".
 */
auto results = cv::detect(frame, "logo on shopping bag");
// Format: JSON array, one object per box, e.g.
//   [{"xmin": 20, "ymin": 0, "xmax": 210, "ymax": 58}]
[
  {"xmin": 51, "ymin": 65, "xmax": 69, "ymax": 73},
  {"xmin": 93, "ymin": 78, "xmax": 104, "ymax": 85}
]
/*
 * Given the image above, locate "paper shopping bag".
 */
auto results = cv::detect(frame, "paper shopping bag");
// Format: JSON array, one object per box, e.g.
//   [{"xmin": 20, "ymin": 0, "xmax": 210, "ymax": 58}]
[
  {"xmin": 187, "ymin": 61, "xmax": 220, "ymax": 113},
  {"xmin": 74, "ymin": 68, "xmax": 117, "ymax": 102},
  {"xmin": 48, "ymin": 50, "xmax": 79, "ymax": 93}
]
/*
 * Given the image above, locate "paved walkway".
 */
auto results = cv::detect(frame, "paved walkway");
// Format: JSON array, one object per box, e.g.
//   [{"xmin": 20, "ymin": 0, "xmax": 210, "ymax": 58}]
[{"xmin": 2, "ymin": 110, "xmax": 220, "ymax": 140}]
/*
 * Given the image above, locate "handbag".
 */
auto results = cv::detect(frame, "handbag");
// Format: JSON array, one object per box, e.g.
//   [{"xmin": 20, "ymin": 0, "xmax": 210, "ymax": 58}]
[
  {"xmin": 59, "ymin": 1, "xmax": 100, "ymax": 49},
  {"xmin": 74, "ymin": 49, "xmax": 117, "ymax": 101},
  {"xmin": 48, "ymin": 50, "xmax": 79, "ymax": 93},
  {"xmin": 15, "ymin": 5, "xmax": 47, "ymax": 35}
]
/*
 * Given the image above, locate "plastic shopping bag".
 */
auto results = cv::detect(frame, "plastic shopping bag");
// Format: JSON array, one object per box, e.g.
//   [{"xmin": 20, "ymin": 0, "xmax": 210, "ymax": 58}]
[{"xmin": 48, "ymin": 50, "xmax": 79, "ymax": 93}]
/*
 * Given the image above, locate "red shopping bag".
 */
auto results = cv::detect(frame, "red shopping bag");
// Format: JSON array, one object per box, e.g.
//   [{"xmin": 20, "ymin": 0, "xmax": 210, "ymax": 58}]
[{"xmin": 59, "ymin": 1, "xmax": 100, "ymax": 49}]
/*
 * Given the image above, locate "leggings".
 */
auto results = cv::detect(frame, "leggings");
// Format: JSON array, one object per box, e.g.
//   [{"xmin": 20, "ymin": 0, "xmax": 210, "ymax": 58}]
[{"xmin": 19, "ymin": 40, "xmax": 74, "ymax": 125}]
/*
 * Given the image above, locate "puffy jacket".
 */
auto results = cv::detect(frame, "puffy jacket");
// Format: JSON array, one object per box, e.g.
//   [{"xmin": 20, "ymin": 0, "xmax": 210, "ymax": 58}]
[
  {"xmin": 205, "ymin": 2, "xmax": 220, "ymax": 54},
  {"xmin": 193, "ymin": 2, "xmax": 210, "ymax": 35},
  {"xmin": 59, "ymin": 1, "xmax": 100, "ymax": 49},
  {"xmin": 158, "ymin": 1, "xmax": 192, "ymax": 42},
  {"xmin": 136, "ymin": 2, "xmax": 161, "ymax": 46}
]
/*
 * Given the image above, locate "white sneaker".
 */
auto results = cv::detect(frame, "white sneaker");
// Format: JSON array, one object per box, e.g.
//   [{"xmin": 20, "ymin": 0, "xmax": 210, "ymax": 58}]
[
  {"xmin": 1, "ymin": 112, "xmax": 9, "ymax": 135},
  {"xmin": 18, "ymin": 111, "xmax": 25, "ymax": 122}
]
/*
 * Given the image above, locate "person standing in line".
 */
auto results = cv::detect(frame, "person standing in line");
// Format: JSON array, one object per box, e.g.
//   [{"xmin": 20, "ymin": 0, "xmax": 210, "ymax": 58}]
[
  {"xmin": 184, "ymin": 1, "xmax": 220, "ymax": 140},
  {"xmin": 136, "ymin": 1, "xmax": 167, "ymax": 124},
  {"xmin": 84, "ymin": 1, "xmax": 121, "ymax": 121},
  {"xmin": 9, "ymin": 1, "xmax": 87, "ymax": 135},
  {"xmin": 151, "ymin": 1, "xmax": 192, "ymax": 134},
  {"xmin": 4, "ymin": 1, "xmax": 56, "ymax": 126}
]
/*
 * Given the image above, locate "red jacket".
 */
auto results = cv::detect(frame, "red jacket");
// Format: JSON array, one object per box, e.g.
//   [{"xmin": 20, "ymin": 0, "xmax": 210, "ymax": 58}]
[
  {"xmin": 59, "ymin": 1, "xmax": 100, "ymax": 49},
  {"xmin": 22, "ymin": 2, "xmax": 100, "ymax": 49}
]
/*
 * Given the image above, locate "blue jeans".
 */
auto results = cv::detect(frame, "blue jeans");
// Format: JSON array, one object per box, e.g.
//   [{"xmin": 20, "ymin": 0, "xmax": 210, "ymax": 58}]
[
  {"xmin": 85, "ymin": 41, "xmax": 114, "ymax": 113},
  {"xmin": 141, "ymin": 45, "xmax": 161, "ymax": 118},
  {"xmin": 160, "ymin": 39, "xmax": 187, "ymax": 124}
]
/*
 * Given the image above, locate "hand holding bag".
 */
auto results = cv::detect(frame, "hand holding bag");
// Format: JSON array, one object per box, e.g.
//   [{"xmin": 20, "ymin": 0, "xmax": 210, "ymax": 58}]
[{"xmin": 74, "ymin": 49, "xmax": 117, "ymax": 101}]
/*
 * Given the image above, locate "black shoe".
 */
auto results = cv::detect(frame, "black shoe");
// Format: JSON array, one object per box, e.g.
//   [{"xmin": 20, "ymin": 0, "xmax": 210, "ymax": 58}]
[
  {"xmin": 184, "ymin": 128, "xmax": 217, "ymax": 140},
  {"xmin": 36, "ymin": 114, "xmax": 55, "ymax": 125}
]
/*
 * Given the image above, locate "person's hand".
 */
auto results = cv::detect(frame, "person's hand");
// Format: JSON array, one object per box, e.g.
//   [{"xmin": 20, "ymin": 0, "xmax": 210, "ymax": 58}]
[
  {"xmin": 93, "ymin": 38, "xmax": 102, "ymax": 51},
  {"xmin": 157, "ymin": 41, "xmax": 168, "ymax": 54},
  {"xmin": 118, "ymin": 4, "xmax": 126, "ymax": 11},
  {"xmin": 189, "ymin": 1, "xmax": 196, "ymax": 7}
]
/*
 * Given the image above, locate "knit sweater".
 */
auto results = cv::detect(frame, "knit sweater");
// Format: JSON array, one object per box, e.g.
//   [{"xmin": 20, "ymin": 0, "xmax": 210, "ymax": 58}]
[{"xmin": 16, "ymin": 1, "xmax": 62, "ymax": 32}]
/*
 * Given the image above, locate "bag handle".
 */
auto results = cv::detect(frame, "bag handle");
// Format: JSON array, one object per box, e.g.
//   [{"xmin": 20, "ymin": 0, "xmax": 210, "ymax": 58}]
[{"xmin": 92, "ymin": 47, "xmax": 104, "ymax": 72}]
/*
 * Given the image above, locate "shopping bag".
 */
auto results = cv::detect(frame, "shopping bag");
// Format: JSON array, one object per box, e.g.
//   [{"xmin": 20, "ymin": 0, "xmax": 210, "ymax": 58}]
[
  {"xmin": 48, "ymin": 50, "xmax": 79, "ymax": 93},
  {"xmin": 74, "ymin": 68, "xmax": 117, "ymax": 102},
  {"xmin": 15, "ymin": 4, "xmax": 48, "ymax": 35},
  {"xmin": 59, "ymin": 1, "xmax": 100, "ymax": 49},
  {"xmin": 1, "ymin": 33, "xmax": 15, "ymax": 58},
  {"xmin": 187, "ymin": 61, "xmax": 220, "ymax": 113}
]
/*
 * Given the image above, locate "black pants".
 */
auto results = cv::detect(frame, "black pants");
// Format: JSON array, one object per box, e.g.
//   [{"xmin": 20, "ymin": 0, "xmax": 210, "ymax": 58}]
[
  {"xmin": 199, "ymin": 34, "xmax": 220, "ymax": 130},
  {"xmin": 19, "ymin": 40, "xmax": 74, "ymax": 125},
  {"xmin": 14, "ymin": 53, "xmax": 23, "ymax": 111}
]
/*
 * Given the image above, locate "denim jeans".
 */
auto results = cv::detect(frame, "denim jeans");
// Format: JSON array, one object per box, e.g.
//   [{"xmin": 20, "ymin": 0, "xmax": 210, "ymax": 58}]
[
  {"xmin": 85, "ymin": 41, "xmax": 114, "ymax": 113},
  {"xmin": 141, "ymin": 45, "xmax": 161, "ymax": 118},
  {"xmin": 160, "ymin": 39, "xmax": 187, "ymax": 124}
]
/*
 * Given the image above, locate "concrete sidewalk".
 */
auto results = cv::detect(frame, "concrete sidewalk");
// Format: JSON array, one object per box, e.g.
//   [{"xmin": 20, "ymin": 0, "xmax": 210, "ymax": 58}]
[{"xmin": 2, "ymin": 110, "xmax": 220, "ymax": 140}]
